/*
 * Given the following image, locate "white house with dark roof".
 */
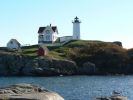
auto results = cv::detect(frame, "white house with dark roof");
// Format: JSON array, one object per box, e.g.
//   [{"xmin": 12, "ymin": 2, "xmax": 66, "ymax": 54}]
[
  {"xmin": 7, "ymin": 39, "xmax": 21, "ymax": 49},
  {"xmin": 38, "ymin": 24, "xmax": 58, "ymax": 44}
]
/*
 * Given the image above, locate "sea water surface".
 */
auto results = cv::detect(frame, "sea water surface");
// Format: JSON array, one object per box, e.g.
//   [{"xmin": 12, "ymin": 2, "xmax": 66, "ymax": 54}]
[{"xmin": 0, "ymin": 76, "xmax": 132, "ymax": 100}]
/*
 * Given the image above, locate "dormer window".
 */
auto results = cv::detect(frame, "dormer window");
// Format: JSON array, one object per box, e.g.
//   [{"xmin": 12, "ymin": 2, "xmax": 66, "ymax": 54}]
[{"xmin": 10, "ymin": 41, "xmax": 13, "ymax": 44}]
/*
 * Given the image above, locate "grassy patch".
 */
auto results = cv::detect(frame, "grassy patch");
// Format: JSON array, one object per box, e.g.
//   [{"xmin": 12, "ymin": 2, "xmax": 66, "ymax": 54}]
[{"xmin": 22, "ymin": 48, "xmax": 37, "ymax": 57}]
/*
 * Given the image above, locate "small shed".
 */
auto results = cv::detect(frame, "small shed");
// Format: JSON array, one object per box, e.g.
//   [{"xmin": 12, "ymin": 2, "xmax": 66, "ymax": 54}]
[
  {"xmin": 38, "ymin": 46, "xmax": 49, "ymax": 56},
  {"xmin": 7, "ymin": 39, "xmax": 21, "ymax": 49}
]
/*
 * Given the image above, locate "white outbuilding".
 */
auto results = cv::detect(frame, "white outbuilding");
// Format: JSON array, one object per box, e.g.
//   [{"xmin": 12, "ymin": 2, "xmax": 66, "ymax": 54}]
[{"xmin": 7, "ymin": 39, "xmax": 21, "ymax": 49}]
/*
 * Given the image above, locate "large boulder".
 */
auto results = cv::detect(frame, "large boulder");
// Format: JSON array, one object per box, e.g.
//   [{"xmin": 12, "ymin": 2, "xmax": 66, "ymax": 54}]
[
  {"xmin": 96, "ymin": 96, "xmax": 127, "ymax": 100},
  {"xmin": 0, "ymin": 83, "xmax": 64, "ymax": 100},
  {"xmin": 78, "ymin": 62, "xmax": 96, "ymax": 75},
  {"xmin": 52, "ymin": 58, "xmax": 78, "ymax": 75},
  {"xmin": 113, "ymin": 41, "xmax": 123, "ymax": 47},
  {"xmin": 110, "ymin": 96, "xmax": 128, "ymax": 100}
]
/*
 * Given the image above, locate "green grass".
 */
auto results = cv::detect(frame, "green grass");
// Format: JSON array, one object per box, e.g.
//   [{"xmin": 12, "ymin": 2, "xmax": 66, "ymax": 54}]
[
  {"xmin": 21, "ymin": 40, "xmax": 125, "ymax": 58},
  {"xmin": 48, "ymin": 51, "xmax": 65, "ymax": 59},
  {"xmin": 20, "ymin": 44, "xmax": 62, "ymax": 58},
  {"xmin": 21, "ymin": 45, "xmax": 38, "ymax": 57},
  {"xmin": 22, "ymin": 48, "xmax": 37, "ymax": 56}
]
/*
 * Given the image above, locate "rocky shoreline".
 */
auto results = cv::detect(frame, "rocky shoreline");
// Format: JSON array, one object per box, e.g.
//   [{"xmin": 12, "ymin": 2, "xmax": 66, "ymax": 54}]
[
  {"xmin": 0, "ymin": 45, "xmax": 133, "ymax": 76},
  {"xmin": 0, "ymin": 52, "xmax": 97, "ymax": 76},
  {"xmin": 0, "ymin": 52, "xmax": 132, "ymax": 76},
  {"xmin": 1, "ymin": 40, "xmax": 133, "ymax": 76}
]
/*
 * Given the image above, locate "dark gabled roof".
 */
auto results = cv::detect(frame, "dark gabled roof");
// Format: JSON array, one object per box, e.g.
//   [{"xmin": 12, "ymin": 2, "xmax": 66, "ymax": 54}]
[
  {"xmin": 38, "ymin": 26, "xmax": 57, "ymax": 33},
  {"xmin": 52, "ymin": 27, "xmax": 57, "ymax": 32},
  {"xmin": 38, "ymin": 27, "xmax": 46, "ymax": 33}
]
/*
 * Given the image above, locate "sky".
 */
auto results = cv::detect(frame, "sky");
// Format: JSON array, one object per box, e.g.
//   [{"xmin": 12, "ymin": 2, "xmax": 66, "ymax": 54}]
[{"xmin": 0, "ymin": 0, "xmax": 133, "ymax": 48}]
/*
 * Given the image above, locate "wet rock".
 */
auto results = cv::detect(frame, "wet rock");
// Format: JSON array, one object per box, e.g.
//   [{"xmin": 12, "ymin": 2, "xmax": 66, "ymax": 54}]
[
  {"xmin": 96, "ymin": 96, "xmax": 128, "ymax": 100},
  {"xmin": 0, "ymin": 83, "xmax": 64, "ymax": 100},
  {"xmin": 110, "ymin": 96, "xmax": 127, "ymax": 100}
]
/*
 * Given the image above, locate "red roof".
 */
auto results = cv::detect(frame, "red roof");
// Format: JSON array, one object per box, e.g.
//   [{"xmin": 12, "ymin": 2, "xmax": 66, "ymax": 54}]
[{"xmin": 38, "ymin": 26, "xmax": 57, "ymax": 33}]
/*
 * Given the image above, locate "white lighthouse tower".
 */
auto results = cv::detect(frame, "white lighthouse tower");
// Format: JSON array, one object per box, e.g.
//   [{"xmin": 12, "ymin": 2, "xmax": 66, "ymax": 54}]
[{"xmin": 72, "ymin": 16, "xmax": 81, "ymax": 40}]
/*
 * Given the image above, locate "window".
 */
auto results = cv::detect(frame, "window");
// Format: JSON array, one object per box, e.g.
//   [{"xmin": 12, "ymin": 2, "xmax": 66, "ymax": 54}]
[
  {"xmin": 46, "ymin": 35, "xmax": 50, "ymax": 41},
  {"xmin": 10, "ymin": 41, "xmax": 13, "ymax": 44},
  {"xmin": 39, "ymin": 35, "xmax": 44, "ymax": 41}
]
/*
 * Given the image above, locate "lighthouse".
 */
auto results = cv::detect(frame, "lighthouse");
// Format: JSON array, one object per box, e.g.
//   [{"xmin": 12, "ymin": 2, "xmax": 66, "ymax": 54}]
[{"xmin": 72, "ymin": 16, "xmax": 81, "ymax": 40}]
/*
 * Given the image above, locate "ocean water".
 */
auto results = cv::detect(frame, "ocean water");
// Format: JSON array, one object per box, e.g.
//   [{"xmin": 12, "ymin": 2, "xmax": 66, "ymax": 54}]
[{"xmin": 0, "ymin": 75, "xmax": 132, "ymax": 100}]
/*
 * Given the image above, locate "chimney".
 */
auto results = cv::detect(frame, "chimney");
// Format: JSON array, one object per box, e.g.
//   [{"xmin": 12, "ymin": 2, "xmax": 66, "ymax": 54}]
[{"xmin": 50, "ymin": 24, "xmax": 51, "ymax": 27}]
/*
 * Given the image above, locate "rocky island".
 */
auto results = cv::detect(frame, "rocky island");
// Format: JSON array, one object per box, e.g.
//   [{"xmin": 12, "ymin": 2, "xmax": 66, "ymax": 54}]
[{"xmin": 0, "ymin": 40, "xmax": 133, "ymax": 76}]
